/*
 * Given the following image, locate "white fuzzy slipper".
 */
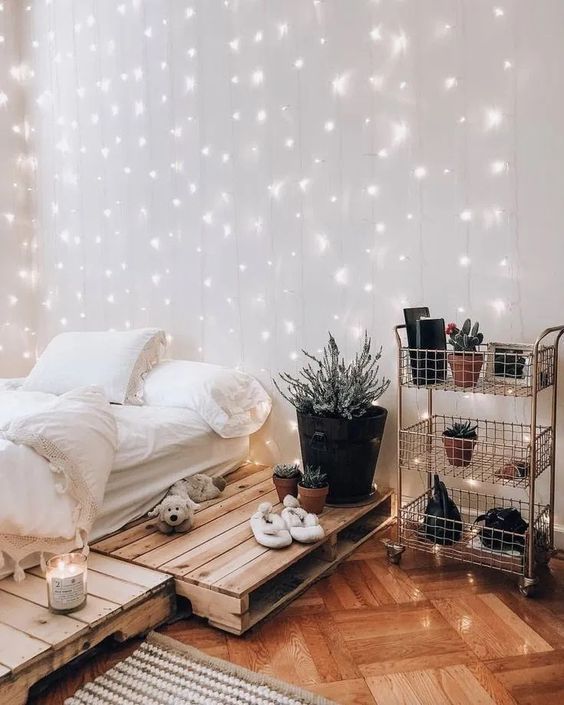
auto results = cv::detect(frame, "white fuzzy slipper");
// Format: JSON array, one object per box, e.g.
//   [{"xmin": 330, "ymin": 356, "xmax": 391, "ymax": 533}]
[
  {"xmin": 281, "ymin": 495, "xmax": 325, "ymax": 543},
  {"xmin": 250, "ymin": 502, "xmax": 292, "ymax": 548}
]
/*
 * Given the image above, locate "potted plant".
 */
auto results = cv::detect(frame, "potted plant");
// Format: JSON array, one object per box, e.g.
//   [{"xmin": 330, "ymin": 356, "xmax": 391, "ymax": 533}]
[
  {"xmin": 272, "ymin": 463, "xmax": 301, "ymax": 502},
  {"xmin": 442, "ymin": 420, "xmax": 478, "ymax": 467},
  {"xmin": 274, "ymin": 331, "xmax": 390, "ymax": 505},
  {"xmin": 298, "ymin": 465, "xmax": 329, "ymax": 514},
  {"xmin": 446, "ymin": 319, "xmax": 484, "ymax": 388}
]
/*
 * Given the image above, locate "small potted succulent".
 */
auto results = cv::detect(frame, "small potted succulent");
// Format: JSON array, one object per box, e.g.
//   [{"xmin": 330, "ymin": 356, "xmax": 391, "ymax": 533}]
[
  {"xmin": 272, "ymin": 463, "xmax": 302, "ymax": 501},
  {"xmin": 446, "ymin": 319, "xmax": 484, "ymax": 388},
  {"xmin": 442, "ymin": 420, "xmax": 478, "ymax": 467},
  {"xmin": 298, "ymin": 465, "xmax": 329, "ymax": 514}
]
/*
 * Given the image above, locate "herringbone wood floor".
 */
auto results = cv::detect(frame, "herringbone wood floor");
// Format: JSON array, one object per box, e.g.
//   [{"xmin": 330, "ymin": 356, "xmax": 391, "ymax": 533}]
[{"xmin": 31, "ymin": 529, "xmax": 564, "ymax": 705}]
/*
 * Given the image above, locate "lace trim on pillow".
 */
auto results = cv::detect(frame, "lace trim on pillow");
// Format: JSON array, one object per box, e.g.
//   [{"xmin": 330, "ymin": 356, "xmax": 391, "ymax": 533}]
[
  {"xmin": 125, "ymin": 330, "xmax": 167, "ymax": 405},
  {"xmin": 0, "ymin": 426, "xmax": 97, "ymax": 580}
]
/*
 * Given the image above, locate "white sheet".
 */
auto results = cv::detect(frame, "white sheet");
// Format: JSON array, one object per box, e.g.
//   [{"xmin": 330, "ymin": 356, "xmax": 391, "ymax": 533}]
[{"xmin": 91, "ymin": 406, "xmax": 248, "ymax": 539}]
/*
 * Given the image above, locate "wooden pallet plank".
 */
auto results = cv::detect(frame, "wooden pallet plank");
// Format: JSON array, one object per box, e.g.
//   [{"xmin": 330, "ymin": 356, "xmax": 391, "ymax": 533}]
[
  {"xmin": 0, "ymin": 624, "xmax": 49, "ymax": 671},
  {"xmin": 0, "ymin": 584, "xmax": 174, "ymax": 705},
  {"xmin": 92, "ymin": 466, "xmax": 272, "ymax": 555},
  {"xmin": 106, "ymin": 481, "xmax": 276, "ymax": 563},
  {"xmin": 27, "ymin": 566, "xmax": 147, "ymax": 608},
  {"xmin": 0, "ymin": 591, "xmax": 86, "ymax": 646},
  {"xmin": 214, "ymin": 491, "xmax": 393, "ymax": 596},
  {"xmin": 0, "ymin": 574, "xmax": 120, "ymax": 626},
  {"xmin": 132, "ymin": 488, "xmax": 279, "ymax": 569},
  {"xmin": 174, "ymin": 580, "xmax": 247, "ymax": 633},
  {"xmin": 187, "ymin": 536, "xmax": 269, "ymax": 586},
  {"xmin": 162, "ymin": 522, "xmax": 252, "ymax": 575},
  {"xmin": 87, "ymin": 552, "xmax": 169, "ymax": 589}
]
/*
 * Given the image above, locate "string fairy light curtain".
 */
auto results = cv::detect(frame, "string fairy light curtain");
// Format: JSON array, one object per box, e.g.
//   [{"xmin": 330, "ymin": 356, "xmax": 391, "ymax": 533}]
[{"xmin": 2, "ymin": 1, "xmax": 564, "ymax": 493}]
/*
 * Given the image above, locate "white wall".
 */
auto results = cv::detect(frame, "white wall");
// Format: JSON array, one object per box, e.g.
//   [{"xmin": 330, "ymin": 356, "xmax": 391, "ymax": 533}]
[{"xmin": 2, "ymin": 0, "xmax": 564, "ymax": 535}]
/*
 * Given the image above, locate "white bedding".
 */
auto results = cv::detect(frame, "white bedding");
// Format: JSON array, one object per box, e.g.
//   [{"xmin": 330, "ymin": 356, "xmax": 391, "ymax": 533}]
[
  {"xmin": 0, "ymin": 384, "xmax": 250, "ymax": 577},
  {"xmin": 0, "ymin": 387, "xmax": 117, "ymax": 576},
  {"xmin": 92, "ymin": 406, "xmax": 248, "ymax": 539}
]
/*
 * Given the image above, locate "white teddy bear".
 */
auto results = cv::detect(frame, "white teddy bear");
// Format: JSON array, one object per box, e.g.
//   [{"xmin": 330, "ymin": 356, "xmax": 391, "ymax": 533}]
[{"xmin": 148, "ymin": 473, "xmax": 226, "ymax": 534}]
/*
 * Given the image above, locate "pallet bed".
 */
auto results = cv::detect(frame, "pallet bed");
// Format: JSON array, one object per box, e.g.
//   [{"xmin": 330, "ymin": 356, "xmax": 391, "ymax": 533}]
[
  {"xmin": 93, "ymin": 464, "xmax": 394, "ymax": 634},
  {"xmin": 0, "ymin": 553, "xmax": 175, "ymax": 705}
]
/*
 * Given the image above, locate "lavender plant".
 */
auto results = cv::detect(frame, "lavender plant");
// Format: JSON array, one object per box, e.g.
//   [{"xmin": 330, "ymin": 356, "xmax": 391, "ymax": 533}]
[{"xmin": 274, "ymin": 331, "xmax": 390, "ymax": 419}]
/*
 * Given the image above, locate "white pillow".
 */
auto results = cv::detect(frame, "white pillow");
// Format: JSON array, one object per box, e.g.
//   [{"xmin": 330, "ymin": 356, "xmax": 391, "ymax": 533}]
[
  {"xmin": 143, "ymin": 360, "xmax": 271, "ymax": 438},
  {"xmin": 23, "ymin": 329, "xmax": 166, "ymax": 405}
]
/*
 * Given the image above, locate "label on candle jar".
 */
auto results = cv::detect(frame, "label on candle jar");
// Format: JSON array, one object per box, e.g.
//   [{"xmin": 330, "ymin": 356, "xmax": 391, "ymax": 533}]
[{"xmin": 50, "ymin": 574, "xmax": 85, "ymax": 610}]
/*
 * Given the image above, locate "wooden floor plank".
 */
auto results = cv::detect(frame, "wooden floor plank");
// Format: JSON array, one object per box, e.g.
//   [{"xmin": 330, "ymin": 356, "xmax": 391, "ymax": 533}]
[
  {"xmin": 433, "ymin": 593, "xmax": 552, "ymax": 660},
  {"xmin": 367, "ymin": 664, "xmax": 498, "ymax": 705}
]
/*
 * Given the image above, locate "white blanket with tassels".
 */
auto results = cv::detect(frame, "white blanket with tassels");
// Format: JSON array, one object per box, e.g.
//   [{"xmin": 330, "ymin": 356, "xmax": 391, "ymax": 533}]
[{"xmin": 0, "ymin": 386, "xmax": 117, "ymax": 579}]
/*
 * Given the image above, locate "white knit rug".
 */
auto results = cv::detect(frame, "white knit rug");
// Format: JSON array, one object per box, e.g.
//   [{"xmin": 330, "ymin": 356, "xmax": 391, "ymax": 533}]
[{"xmin": 65, "ymin": 632, "xmax": 337, "ymax": 705}]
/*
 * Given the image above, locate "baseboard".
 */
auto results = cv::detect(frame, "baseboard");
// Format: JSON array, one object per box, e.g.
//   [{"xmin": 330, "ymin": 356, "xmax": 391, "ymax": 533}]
[{"xmin": 555, "ymin": 523, "xmax": 564, "ymax": 550}]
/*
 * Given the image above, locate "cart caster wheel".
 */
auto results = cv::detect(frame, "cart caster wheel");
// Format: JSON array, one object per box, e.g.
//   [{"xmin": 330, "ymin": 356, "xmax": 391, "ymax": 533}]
[
  {"xmin": 518, "ymin": 577, "xmax": 538, "ymax": 598},
  {"xmin": 384, "ymin": 541, "xmax": 405, "ymax": 565}
]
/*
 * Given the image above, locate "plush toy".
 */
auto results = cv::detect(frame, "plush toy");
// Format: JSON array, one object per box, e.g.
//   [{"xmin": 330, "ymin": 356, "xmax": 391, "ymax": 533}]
[
  {"xmin": 170, "ymin": 474, "xmax": 226, "ymax": 503},
  {"xmin": 148, "ymin": 473, "xmax": 226, "ymax": 534},
  {"xmin": 147, "ymin": 494, "xmax": 200, "ymax": 534}
]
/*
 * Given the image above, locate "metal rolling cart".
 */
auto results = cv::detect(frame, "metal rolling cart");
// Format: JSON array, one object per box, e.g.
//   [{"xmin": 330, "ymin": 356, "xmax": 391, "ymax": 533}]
[{"xmin": 386, "ymin": 324, "xmax": 564, "ymax": 596}]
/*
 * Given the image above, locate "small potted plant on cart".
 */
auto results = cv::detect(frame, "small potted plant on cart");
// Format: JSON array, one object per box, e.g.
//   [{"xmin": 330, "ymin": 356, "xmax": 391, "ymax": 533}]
[
  {"xmin": 272, "ymin": 463, "xmax": 301, "ymax": 502},
  {"xmin": 298, "ymin": 465, "xmax": 329, "ymax": 514},
  {"xmin": 446, "ymin": 319, "xmax": 484, "ymax": 388},
  {"xmin": 442, "ymin": 420, "xmax": 478, "ymax": 467}
]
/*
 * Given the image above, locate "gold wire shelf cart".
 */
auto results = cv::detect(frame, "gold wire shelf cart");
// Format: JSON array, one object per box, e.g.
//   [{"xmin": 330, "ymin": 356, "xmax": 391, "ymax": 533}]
[{"xmin": 386, "ymin": 324, "xmax": 564, "ymax": 596}]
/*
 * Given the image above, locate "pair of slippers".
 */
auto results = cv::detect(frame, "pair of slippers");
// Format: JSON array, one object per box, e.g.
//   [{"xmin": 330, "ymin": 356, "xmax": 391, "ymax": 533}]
[{"xmin": 250, "ymin": 495, "xmax": 325, "ymax": 548}]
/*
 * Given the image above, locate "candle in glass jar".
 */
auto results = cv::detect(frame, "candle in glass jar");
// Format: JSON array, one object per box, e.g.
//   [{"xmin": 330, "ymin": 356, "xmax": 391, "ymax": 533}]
[{"xmin": 46, "ymin": 553, "xmax": 87, "ymax": 613}]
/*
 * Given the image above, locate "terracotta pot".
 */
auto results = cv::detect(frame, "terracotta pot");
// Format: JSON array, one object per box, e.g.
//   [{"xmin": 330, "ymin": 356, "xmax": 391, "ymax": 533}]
[
  {"xmin": 442, "ymin": 434, "xmax": 476, "ymax": 467},
  {"xmin": 298, "ymin": 484, "xmax": 329, "ymax": 514},
  {"xmin": 272, "ymin": 475, "xmax": 299, "ymax": 502},
  {"xmin": 448, "ymin": 352, "xmax": 484, "ymax": 388}
]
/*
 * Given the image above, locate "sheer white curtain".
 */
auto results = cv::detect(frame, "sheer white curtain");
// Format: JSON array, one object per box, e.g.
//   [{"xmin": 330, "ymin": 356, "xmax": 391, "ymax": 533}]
[{"xmin": 3, "ymin": 2, "xmax": 564, "ymax": 514}]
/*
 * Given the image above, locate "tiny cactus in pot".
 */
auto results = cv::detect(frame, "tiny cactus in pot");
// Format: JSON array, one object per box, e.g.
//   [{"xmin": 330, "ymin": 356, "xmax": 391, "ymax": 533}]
[
  {"xmin": 446, "ymin": 319, "xmax": 485, "ymax": 388},
  {"xmin": 298, "ymin": 465, "xmax": 329, "ymax": 514},
  {"xmin": 272, "ymin": 463, "xmax": 301, "ymax": 502},
  {"xmin": 442, "ymin": 420, "xmax": 478, "ymax": 467}
]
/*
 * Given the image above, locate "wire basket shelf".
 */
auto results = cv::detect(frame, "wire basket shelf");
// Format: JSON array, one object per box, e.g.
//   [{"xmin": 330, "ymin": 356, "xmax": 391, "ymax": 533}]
[
  {"xmin": 400, "ymin": 487, "xmax": 550, "ymax": 575},
  {"xmin": 399, "ymin": 415, "xmax": 552, "ymax": 488},
  {"xmin": 399, "ymin": 345, "xmax": 555, "ymax": 396}
]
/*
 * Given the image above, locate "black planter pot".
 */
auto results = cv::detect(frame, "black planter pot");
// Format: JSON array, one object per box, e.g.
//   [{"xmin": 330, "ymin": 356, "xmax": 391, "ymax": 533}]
[{"xmin": 297, "ymin": 406, "xmax": 388, "ymax": 505}]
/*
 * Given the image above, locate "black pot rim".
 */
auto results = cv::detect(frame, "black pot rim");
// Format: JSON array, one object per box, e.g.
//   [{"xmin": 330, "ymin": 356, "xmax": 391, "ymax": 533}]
[{"xmin": 296, "ymin": 405, "xmax": 387, "ymax": 421}]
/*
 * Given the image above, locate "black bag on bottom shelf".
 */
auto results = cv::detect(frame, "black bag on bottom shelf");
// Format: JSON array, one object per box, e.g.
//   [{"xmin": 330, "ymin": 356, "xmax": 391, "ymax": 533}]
[
  {"xmin": 474, "ymin": 507, "xmax": 528, "ymax": 553},
  {"xmin": 422, "ymin": 474, "xmax": 463, "ymax": 545}
]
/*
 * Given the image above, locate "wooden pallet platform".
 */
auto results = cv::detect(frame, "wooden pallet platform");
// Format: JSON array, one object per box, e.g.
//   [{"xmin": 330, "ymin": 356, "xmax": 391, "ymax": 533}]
[
  {"xmin": 93, "ymin": 464, "xmax": 394, "ymax": 634},
  {"xmin": 0, "ymin": 553, "xmax": 175, "ymax": 705}
]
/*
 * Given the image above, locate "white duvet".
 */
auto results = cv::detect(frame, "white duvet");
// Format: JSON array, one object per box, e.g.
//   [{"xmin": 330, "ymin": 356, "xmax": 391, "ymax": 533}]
[{"xmin": 0, "ymin": 386, "xmax": 117, "ymax": 579}]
